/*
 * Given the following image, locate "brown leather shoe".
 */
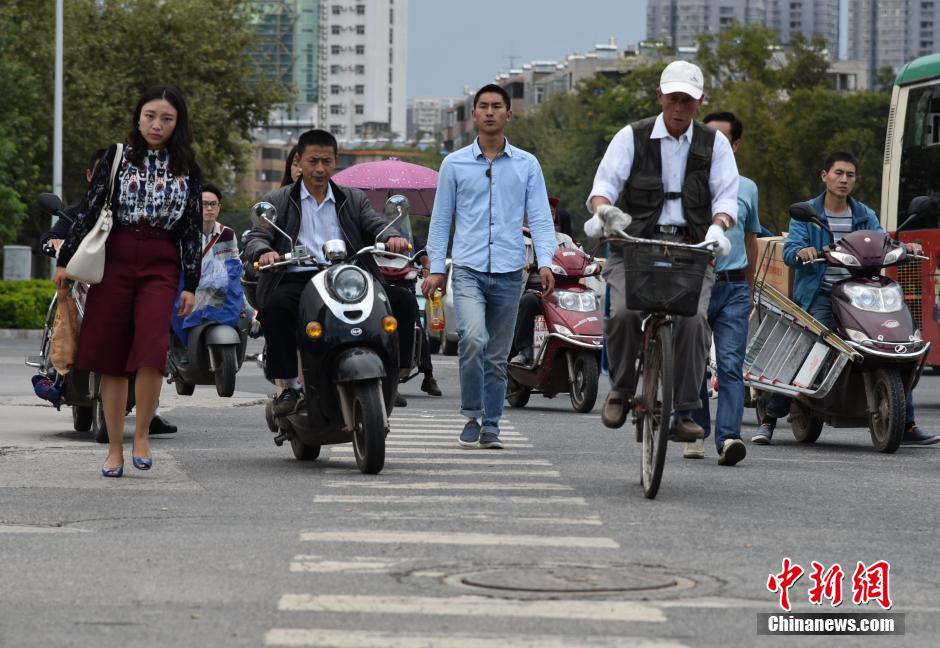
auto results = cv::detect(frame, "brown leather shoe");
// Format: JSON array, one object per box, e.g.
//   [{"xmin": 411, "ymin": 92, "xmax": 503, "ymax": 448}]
[
  {"xmin": 601, "ymin": 393, "xmax": 628, "ymax": 429},
  {"xmin": 669, "ymin": 416, "xmax": 705, "ymax": 442}
]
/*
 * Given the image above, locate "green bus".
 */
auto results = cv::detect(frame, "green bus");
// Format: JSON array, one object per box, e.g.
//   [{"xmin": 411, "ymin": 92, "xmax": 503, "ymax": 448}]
[{"xmin": 881, "ymin": 52, "xmax": 940, "ymax": 368}]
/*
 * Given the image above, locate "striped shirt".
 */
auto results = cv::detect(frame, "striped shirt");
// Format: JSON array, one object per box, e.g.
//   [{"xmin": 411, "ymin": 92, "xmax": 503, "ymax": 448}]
[{"xmin": 822, "ymin": 208, "xmax": 853, "ymax": 291}]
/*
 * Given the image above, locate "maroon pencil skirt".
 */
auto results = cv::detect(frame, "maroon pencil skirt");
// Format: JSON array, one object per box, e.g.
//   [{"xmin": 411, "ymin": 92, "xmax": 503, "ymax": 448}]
[{"xmin": 75, "ymin": 224, "xmax": 179, "ymax": 378}]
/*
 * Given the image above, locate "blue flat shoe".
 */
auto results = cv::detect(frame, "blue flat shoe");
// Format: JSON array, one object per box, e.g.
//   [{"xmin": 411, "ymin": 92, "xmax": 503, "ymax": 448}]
[
  {"xmin": 132, "ymin": 456, "xmax": 153, "ymax": 471},
  {"xmin": 101, "ymin": 465, "xmax": 123, "ymax": 478}
]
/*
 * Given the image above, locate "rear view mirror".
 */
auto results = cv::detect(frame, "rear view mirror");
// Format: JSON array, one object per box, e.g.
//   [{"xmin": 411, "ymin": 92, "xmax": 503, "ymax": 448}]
[
  {"xmin": 788, "ymin": 202, "xmax": 817, "ymax": 223},
  {"xmin": 251, "ymin": 201, "xmax": 278, "ymax": 229},
  {"xmin": 898, "ymin": 195, "xmax": 936, "ymax": 232},
  {"xmin": 37, "ymin": 192, "xmax": 65, "ymax": 215}
]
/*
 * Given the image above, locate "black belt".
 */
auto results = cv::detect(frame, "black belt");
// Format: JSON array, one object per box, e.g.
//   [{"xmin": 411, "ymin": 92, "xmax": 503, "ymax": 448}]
[
  {"xmin": 715, "ymin": 269, "xmax": 747, "ymax": 282},
  {"xmin": 655, "ymin": 225, "xmax": 689, "ymax": 235},
  {"xmin": 664, "ymin": 192, "xmax": 683, "ymax": 200}
]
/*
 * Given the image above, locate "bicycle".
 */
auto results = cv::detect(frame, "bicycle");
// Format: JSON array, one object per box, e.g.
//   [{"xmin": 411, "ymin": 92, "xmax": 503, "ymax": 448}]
[{"xmin": 607, "ymin": 229, "xmax": 717, "ymax": 499}]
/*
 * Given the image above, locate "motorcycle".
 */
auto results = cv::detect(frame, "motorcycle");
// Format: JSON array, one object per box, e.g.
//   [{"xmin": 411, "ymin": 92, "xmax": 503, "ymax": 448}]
[
  {"xmin": 372, "ymin": 195, "xmax": 423, "ymax": 384},
  {"xmin": 252, "ymin": 201, "xmax": 412, "ymax": 474},
  {"xmin": 506, "ymin": 244, "xmax": 604, "ymax": 413},
  {"xmin": 25, "ymin": 193, "xmax": 135, "ymax": 442},
  {"xmin": 166, "ymin": 316, "xmax": 250, "ymax": 398},
  {"xmin": 752, "ymin": 202, "xmax": 930, "ymax": 452}
]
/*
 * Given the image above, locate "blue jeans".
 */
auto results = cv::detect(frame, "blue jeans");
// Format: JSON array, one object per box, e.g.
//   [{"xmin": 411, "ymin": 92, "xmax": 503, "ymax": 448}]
[
  {"xmin": 765, "ymin": 292, "xmax": 916, "ymax": 424},
  {"xmin": 451, "ymin": 265, "xmax": 523, "ymax": 429},
  {"xmin": 692, "ymin": 280, "xmax": 750, "ymax": 450}
]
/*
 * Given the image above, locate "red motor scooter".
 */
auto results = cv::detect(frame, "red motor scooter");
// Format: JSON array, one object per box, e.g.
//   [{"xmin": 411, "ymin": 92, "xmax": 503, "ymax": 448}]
[{"xmin": 506, "ymin": 246, "xmax": 604, "ymax": 412}]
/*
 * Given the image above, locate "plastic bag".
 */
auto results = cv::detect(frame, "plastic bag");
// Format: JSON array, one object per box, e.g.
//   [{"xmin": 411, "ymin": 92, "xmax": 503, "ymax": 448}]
[{"xmin": 50, "ymin": 288, "xmax": 79, "ymax": 375}]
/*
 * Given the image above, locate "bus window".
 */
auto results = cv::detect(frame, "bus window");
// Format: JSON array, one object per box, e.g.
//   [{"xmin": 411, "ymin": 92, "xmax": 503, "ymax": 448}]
[{"xmin": 898, "ymin": 83, "xmax": 940, "ymax": 230}]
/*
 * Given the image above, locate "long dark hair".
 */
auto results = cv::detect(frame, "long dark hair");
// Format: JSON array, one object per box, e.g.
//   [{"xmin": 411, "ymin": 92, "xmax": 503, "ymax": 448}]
[
  {"xmin": 126, "ymin": 85, "xmax": 196, "ymax": 176},
  {"xmin": 280, "ymin": 143, "xmax": 301, "ymax": 187}
]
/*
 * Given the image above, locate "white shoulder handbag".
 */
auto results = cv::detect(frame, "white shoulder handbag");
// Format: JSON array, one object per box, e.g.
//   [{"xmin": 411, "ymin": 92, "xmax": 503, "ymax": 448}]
[{"xmin": 65, "ymin": 143, "xmax": 124, "ymax": 285}]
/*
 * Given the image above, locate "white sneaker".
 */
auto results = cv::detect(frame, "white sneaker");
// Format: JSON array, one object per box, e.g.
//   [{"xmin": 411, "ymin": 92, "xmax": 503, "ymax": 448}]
[
  {"xmin": 683, "ymin": 438, "xmax": 705, "ymax": 459},
  {"xmin": 718, "ymin": 438, "xmax": 746, "ymax": 466}
]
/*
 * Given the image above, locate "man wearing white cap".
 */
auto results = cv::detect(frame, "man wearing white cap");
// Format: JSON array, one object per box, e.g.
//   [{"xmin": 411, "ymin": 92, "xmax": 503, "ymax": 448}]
[{"xmin": 584, "ymin": 60, "xmax": 741, "ymax": 457}]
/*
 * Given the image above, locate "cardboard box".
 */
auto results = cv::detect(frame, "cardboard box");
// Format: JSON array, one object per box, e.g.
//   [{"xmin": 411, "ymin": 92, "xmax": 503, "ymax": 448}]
[{"xmin": 755, "ymin": 235, "xmax": 793, "ymax": 298}]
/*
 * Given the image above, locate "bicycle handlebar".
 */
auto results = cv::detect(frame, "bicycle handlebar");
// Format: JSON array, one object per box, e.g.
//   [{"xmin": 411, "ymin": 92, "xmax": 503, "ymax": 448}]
[{"xmin": 604, "ymin": 228, "xmax": 718, "ymax": 253}]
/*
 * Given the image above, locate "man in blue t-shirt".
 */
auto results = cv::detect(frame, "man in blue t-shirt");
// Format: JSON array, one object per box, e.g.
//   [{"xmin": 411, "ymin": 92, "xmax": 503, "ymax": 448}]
[{"xmin": 688, "ymin": 112, "xmax": 760, "ymax": 466}]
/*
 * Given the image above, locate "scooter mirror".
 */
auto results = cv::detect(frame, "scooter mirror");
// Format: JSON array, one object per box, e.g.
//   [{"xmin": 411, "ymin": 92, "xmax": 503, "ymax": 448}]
[
  {"xmin": 377, "ymin": 195, "xmax": 409, "ymax": 242},
  {"xmin": 898, "ymin": 195, "xmax": 935, "ymax": 232},
  {"xmin": 37, "ymin": 192, "xmax": 65, "ymax": 215},
  {"xmin": 251, "ymin": 201, "xmax": 278, "ymax": 229},
  {"xmin": 788, "ymin": 202, "xmax": 817, "ymax": 224},
  {"xmin": 384, "ymin": 194, "xmax": 409, "ymax": 218}
]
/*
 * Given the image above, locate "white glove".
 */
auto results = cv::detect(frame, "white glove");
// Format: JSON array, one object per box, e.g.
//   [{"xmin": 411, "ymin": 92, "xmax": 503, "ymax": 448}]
[
  {"xmin": 585, "ymin": 204, "xmax": 632, "ymax": 238},
  {"xmin": 705, "ymin": 223, "xmax": 732, "ymax": 257}
]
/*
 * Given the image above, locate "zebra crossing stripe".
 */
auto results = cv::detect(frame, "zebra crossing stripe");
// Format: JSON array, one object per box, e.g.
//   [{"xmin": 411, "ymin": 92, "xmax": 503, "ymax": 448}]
[
  {"xmin": 322, "ymin": 468, "xmax": 561, "ymax": 477},
  {"xmin": 322, "ymin": 480, "xmax": 573, "ymax": 491},
  {"xmin": 299, "ymin": 529, "xmax": 618, "ymax": 548},
  {"xmin": 265, "ymin": 628, "xmax": 686, "ymax": 647},
  {"xmin": 276, "ymin": 594, "xmax": 662, "ymax": 621},
  {"xmin": 313, "ymin": 494, "xmax": 587, "ymax": 505},
  {"xmin": 332, "ymin": 512, "xmax": 604, "ymax": 526},
  {"xmin": 348, "ymin": 457, "xmax": 551, "ymax": 465}
]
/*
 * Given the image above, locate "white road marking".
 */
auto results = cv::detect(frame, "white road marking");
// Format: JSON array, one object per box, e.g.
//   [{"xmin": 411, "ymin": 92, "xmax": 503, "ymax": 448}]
[
  {"xmin": 361, "ymin": 457, "xmax": 552, "ymax": 466},
  {"xmin": 383, "ymin": 440, "xmax": 534, "ymax": 448},
  {"xmin": 265, "ymin": 628, "xmax": 686, "ymax": 647},
  {"xmin": 389, "ymin": 430, "xmax": 525, "ymax": 437},
  {"xmin": 0, "ymin": 524, "xmax": 89, "ymax": 534},
  {"xmin": 299, "ymin": 529, "xmax": 617, "ymax": 548},
  {"xmin": 327, "ymin": 447, "xmax": 529, "ymax": 455},
  {"xmin": 314, "ymin": 494, "xmax": 587, "ymax": 505},
  {"xmin": 323, "ymin": 480, "xmax": 573, "ymax": 491},
  {"xmin": 288, "ymin": 557, "xmax": 396, "ymax": 573},
  {"xmin": 322, "ymin": 468, "xmax": 561, "ymax": 478},
  {"xmin": 277, "ymin": 594, "xmax": 662, "ymax": 622},
  {"xmin": 331, "ymin": 512, "xmax": 604, "ymax": 525}
]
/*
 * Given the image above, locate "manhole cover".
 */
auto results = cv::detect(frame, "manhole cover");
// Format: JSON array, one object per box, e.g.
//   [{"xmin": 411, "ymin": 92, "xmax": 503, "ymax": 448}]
[{"xmin": 447, "ymin": 564, "xmax": 696, "ymax": 597}]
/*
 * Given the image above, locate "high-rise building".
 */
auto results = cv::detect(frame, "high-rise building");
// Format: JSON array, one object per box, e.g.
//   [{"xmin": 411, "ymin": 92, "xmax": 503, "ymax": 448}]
[
  {"xmin": 324, "ymin": 0, "xmax": 408, "ymax": 142},
  {"xmin": 251, "ymin": 0, "xmax": 407, "ymax": 145},
  {"xmin": 647, "ymin": 1, "xmax": 768, "ymax": 48},
  {"xmin": 646, "ymin": 1, "xmax": 838, "ymax": 59},
  {"xmin": 767, "ymin": 0, "xmax": 839, "ymax": 57},
  {"xmin": 407, "ymin": 97, "xmax": 453, "ymax": 144},
  {"xmin": 849, "ymin": 1, "xmax": 940, "ymax": 82}
]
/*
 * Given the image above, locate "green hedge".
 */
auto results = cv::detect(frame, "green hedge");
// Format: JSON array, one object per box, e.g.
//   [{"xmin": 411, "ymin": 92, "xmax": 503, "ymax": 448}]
[{"xmin": 0, "ymin": 280, "xmax": 56, "ymax": 329}]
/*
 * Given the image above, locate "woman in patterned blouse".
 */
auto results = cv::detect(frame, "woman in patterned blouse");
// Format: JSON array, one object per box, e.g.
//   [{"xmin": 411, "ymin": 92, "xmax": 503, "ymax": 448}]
[{"xmin": 54, "ymin": 86, "xmax": 202, "ymax": 477}]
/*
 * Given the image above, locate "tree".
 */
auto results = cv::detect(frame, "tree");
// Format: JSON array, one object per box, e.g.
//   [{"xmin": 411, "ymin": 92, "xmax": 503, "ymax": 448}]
[{"xmin": 0, "ymin": 0, "xmax": 289, "ymax": 247}]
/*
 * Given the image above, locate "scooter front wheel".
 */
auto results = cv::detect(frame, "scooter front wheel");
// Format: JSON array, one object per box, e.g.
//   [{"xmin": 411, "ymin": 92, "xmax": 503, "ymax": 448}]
[
  {"xmin": 213, "ymin": 345, "xmax": 238, "ymax": 397},
  {"xmin": 569, "ymin": 351, "xmax": 599, "ymax": 413},
  {"xmin": 290, "ymin": 436, "xmax": 321, "ymax": 461},
  {"xmin": 72, "ymin": 405, "xmax": 93, "ymax": 432},
  {"xmin": 351, "ymin": 380, "xmax": 386, "ymax": 475},
  {"xmin": 92, "ymin": 399, "xmax": 108, "ymax": 444},
  {"xmin": 868, "ymin": 368, "xmax": 905, "ymax": 453}
]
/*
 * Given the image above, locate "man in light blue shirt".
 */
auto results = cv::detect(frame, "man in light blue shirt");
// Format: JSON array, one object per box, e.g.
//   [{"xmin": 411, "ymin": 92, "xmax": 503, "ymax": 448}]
[
  {"xmin": 424, "ymin": 84, "xmax": 557, "ymax": 449},
  {"xmin": 688, "ymin": 112, "xmax": 762, "ymax": 465}
]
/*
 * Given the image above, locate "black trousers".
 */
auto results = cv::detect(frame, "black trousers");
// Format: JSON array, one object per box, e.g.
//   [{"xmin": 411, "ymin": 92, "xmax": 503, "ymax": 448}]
[
  {"xmin": 513, "ymin": 292, "xmax": 542, "ymax": 352},
  {"xmin": 260, "ymin": 272, "xmax": 417, "ymax": 379}
]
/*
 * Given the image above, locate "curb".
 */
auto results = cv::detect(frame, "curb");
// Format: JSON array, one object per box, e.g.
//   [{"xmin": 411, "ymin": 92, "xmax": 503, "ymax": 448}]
[{"xmin": 0, "ymin": 329, "xmax": 43, "ymax": 340}]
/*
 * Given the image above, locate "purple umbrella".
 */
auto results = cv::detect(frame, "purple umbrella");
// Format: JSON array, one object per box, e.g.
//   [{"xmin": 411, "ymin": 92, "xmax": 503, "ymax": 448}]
[{"xmin": 332, "ymin": 158, "xmax": 438, "ymax": 215}]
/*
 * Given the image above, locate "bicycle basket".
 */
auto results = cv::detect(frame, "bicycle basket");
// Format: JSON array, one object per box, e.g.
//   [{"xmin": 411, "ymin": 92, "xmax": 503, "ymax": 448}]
[{"xmin": 622, "ymin": 242, "xmax": 711, "ymax": 316}]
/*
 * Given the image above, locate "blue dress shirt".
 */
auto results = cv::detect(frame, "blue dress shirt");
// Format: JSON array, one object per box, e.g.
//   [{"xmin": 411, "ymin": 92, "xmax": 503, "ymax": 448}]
[{"xmin": 428, "ymin": 137, "xmax": 557, "ymax": 275}]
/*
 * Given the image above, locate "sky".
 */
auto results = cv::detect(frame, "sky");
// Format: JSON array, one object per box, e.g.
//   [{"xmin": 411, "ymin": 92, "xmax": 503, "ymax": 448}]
[{"xmin": 407, "ymin": 0, "xmax": 648, "ymax": 98}]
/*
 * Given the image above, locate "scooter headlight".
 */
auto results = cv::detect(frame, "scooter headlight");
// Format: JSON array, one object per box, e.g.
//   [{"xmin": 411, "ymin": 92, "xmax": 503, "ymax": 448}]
[
  {"xmin": 330, "ymin": 267, "xmax": 368, "ymax": 303},
  {"xmin": 829, "ymin": 251, "xmax": 861, "ymax": 267},
  {"xmin": 883, "ymin": 246, "xmax": 905, "ymax": 265},
  {"xmin": 843, "ymin": 284, "xmax": 904, "ymax": 313},
  {"xmin": 555, "ymin": 290, "xmax": 598, "ymax": 312}
]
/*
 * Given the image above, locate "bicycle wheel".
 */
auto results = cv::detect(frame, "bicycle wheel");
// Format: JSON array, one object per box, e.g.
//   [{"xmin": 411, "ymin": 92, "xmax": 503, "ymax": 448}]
[{"xmin": 641, "ymin": 324, "xmax": 673, "ymax": 499}]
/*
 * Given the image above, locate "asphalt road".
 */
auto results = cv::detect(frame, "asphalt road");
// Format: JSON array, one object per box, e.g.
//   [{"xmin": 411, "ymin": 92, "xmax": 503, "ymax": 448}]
[{"xmin": 1, "ymin": 335, "xmax": 938, "ymax": 647}]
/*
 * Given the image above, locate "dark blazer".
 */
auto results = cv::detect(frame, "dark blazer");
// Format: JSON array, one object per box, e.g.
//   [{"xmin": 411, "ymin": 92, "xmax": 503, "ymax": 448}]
[{"xmin": 243, "ymin": 178, "xmax": 401, "ymax": 309}]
